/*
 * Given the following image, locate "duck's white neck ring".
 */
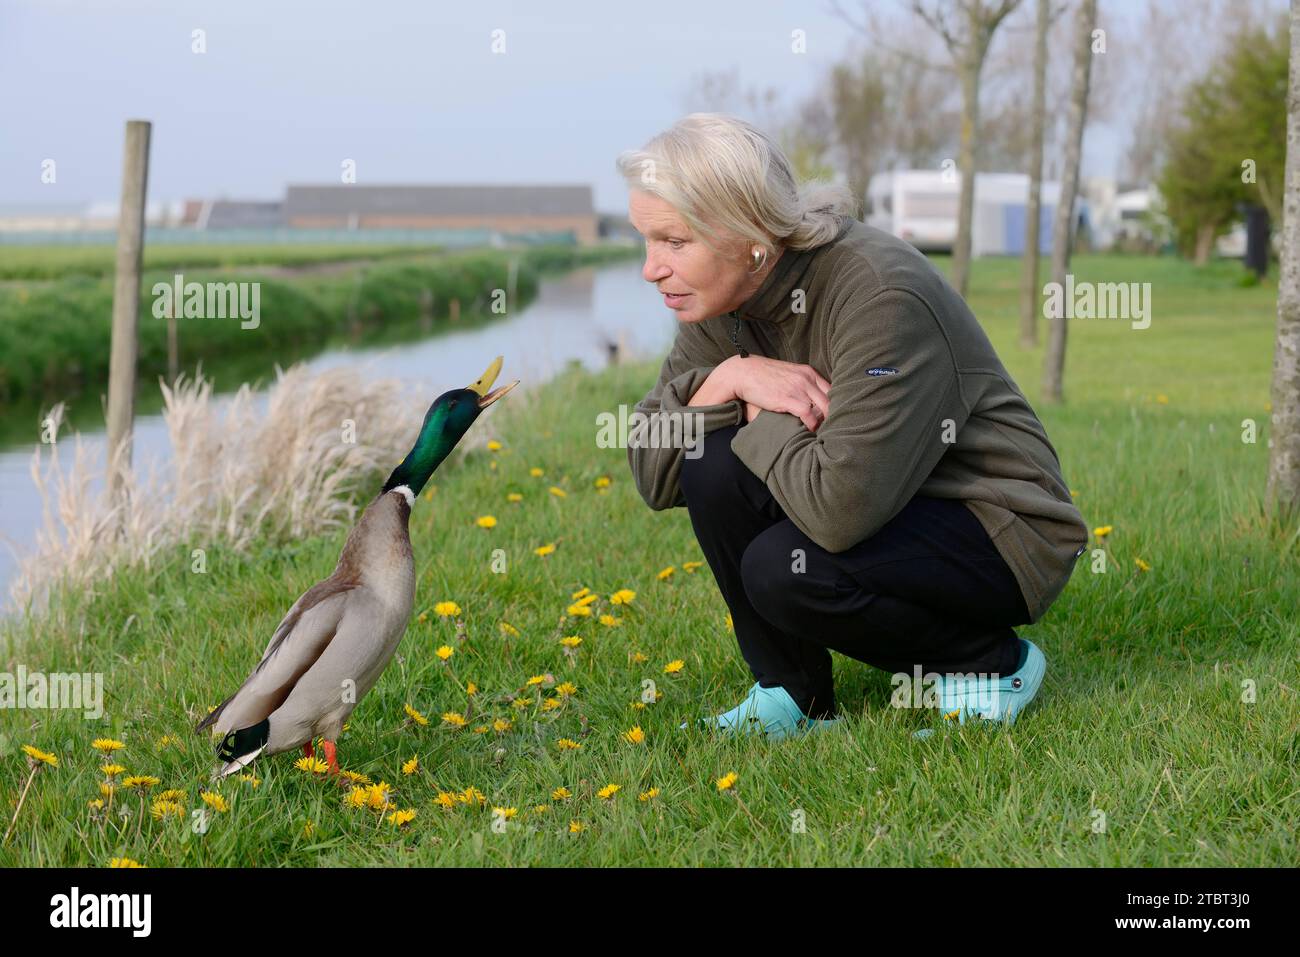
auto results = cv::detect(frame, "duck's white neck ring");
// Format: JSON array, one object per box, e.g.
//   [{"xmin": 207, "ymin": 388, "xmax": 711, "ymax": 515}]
[{"xmin": 390, "ymin": 485, "xmax": 415, "ymax": 507}]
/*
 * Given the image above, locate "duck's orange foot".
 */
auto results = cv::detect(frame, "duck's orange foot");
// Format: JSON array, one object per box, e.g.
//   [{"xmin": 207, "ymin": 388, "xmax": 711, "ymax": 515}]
[{"xmin": 321, "ymin": 739, "xmax": 341, "ymax": 775}]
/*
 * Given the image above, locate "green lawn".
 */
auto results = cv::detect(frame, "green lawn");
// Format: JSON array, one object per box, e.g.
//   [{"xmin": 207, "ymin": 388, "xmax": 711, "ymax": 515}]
[{"xmin": 1, "ymin": 253, "xmax": 1295, "ymax": 866}]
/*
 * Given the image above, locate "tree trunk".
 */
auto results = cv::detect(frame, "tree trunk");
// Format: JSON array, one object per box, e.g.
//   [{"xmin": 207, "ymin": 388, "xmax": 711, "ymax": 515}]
[
  {"xmin": 1042, "ymin": 0, "xmax": 1096, "ymax": 404},
  {"xmin": 1266, "ymin": 0, "xmax": 1300, "ymax": 525},
  {"xmin": 1193, "ymin": 223, "xmax": 1218, "ymax": 266},
  {"xmin": 952, "ymin": 49, "xmax": 982, "ymax": 298},
  {"xmin": 1019, "ymin": 0, "xmax": 1049, "ymax": 348}
]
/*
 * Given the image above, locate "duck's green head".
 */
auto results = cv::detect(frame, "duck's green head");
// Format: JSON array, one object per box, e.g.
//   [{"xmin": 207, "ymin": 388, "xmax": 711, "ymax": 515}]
[{"xmin": 382, "ymin": 356, "xmax": 519, "ymax": 498}]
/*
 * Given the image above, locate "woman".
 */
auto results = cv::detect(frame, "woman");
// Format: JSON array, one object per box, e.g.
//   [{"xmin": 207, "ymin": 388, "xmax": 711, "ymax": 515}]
[{"xmin": 618, "ymin": 114, "xmax": 1089, "ymax": 739}]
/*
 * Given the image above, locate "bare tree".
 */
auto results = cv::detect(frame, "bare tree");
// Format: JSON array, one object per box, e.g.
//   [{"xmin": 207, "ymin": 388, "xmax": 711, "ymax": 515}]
[
  {"xmin": 909, "ymin": 0, "xmax": 1022, "ymax": 298},
  {"xmin": 1019, "ymin": 0, "xmax": 1052, "ymax": 348},
  {"xmin": 1267, "ymin": 0, "xmax": 1300, "ymax": 525},
  {"xmin": 1042, "ymin": 0, "xmax": 1098, "ymax": 404}
]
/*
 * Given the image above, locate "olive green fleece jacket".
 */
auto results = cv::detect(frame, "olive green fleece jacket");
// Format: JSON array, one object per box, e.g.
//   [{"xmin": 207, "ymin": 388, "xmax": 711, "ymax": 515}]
[{"xmin": 627, "ymin": 215, "xmax": 1089, "ymax": 624}]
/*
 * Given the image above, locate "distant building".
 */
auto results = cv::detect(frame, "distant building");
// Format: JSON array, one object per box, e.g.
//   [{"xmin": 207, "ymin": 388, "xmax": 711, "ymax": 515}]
[
  {"xmin": 283, "ymin": 184, "xmax": 598, "ymax": 244},
  {"xmin": 178, "ymin": 199, "xmax": 284, "ymax": 230},
  {"xmin": 866, "ymin": 170, "xmax": 1087, "ymax": 256}
]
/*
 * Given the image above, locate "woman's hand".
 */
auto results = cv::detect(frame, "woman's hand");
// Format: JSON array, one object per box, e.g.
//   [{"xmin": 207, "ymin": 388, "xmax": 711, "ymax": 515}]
[{"xmin": 731, "ymin": 356, "xmax": 831, "ymax": 432}]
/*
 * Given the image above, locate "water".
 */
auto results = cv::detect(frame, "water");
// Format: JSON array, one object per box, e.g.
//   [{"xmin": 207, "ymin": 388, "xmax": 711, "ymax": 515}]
[{"xmin": 0, "ymin": 261, "xmax": 673, "ymax": 601}]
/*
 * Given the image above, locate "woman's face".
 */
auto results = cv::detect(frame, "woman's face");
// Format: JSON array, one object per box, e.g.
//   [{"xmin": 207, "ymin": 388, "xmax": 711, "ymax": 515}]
[{"xmin": 628, "ymin": 189, "xmax": 775, "ymax": 324}]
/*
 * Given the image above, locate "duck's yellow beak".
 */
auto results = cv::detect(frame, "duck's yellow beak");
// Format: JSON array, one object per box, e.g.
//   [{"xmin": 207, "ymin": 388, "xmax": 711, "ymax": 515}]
[{"xmin": 468, "ymin": 355, "xmax": 519, "ymax": 409}]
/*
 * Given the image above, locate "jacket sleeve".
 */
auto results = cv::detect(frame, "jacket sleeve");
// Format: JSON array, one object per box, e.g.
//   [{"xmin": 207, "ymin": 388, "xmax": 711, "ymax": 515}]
[
  {"xmin": 729, "ymin": 287, "xmax": 967, "ymax": 552},
  {"xmin": 627, "ymin": 321, "xmax": 745, "ymax": 510}
]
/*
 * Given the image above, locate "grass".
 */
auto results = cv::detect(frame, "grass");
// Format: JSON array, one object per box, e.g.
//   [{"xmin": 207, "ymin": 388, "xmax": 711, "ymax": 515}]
[
  {"xmin": 1, "ymin": 252, "xmax": 1296, "ymax": 866},
  {"xmin": 0, "ymin": 243, "xmax": 444, "ymax": 281}
]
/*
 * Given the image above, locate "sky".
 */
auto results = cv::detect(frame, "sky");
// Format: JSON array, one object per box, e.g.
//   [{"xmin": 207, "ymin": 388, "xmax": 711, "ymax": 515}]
[{"xmin": 0, "ymin": 0, "xmax": 1133, "ymax": 216}]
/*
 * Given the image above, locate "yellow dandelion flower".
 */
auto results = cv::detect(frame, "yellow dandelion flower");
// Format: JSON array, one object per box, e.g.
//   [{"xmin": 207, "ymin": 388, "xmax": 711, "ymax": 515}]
[
  {"xmin": 388, "ymin": 808, "xmax": 416, "ymax": 827},
  {"xmin": 663, "ymin": 659, "xmax": 685, "ymax": 675},
  {"xmin": 109, "ymin": 857, "xmax": 143, "ymax": 868},
  {"xmin": 943, "ymin": 708, "xmax": 961, "ymax": 721},
  {"xmin": 1156, "ymin": 394, "xmax": 1168, "ymax": 404},
  {"xmin": 436, "ymin": 645, "xmax": 455, "ymax": 661},
  {"xmin": 526, "ymin": 674, "xmax": 547, "ymax": 686},
  {"xmin": 472, "ymin": 725, "xmax": 490, "ymax": 733},
  {"xmin": 433, "ymin": 791, "xmax": 458, "ymax": 809},
  {"xmin": 534, "ymin": 542, "xmax": 557, "ymax": 557},
  {"xmin": 569, "ymin": 820, "xmax": 585, "ymax": 833},
  {"xmin": 499, "ymin": 621, "xmax": 520, "ymax": 637},
  {"xmin": 238, "ymin": 774, "xmax": 261, "ymax": 788},
  {"xmin": 541, "ymin": 698, "xmax": 563, "ymax": 711},
  {"xmin": 610, "ymin": 589, "xmax": 636, "ymax": 605},
  {"xmin": 344, "ymin": 787, "xmax": 369, "ymax": 809},
  {"xmin": 682, "ymin": 561, "xmax": 704, "ymax": 573},
  {"xmin": 630, "ymin": 701, "xmax": 646, "ymax": 710},
  {"xmin": 460, "ymin": 786, "xmax": 486, "ymax": 805},
  {"xmin": 725, "ymin": 612, "xmax": 733, "ymax": 630},
  {"xmin": 404, "ymin": 704, "xmax": 430, "ymax": 726},
  {"xmin": 1135, "ymin": 557, "xmax": 1151, "ymax": 572},
  {"xmin": 100, "ymin": 764, "xmax": 126, "ymax": 777},
  {"xmin": 493, "ymin": 806, "xmax": 518, "ymax": 820},
  {"xmin": 631, "ymin": 651, "xmax": 648, "ymax": 664},
  {"xmin": 598, "ymin": 614, "xmax": 621, "ymax": 627},
  {"xmin": 401, "ymin": 756, "xmax": 419, "ymax": 775},
  {"xmin": 594, "ymin": 475, "xmax": 611, "ymax": 488},
  {"xmin": 122, "ymin": 775, "xmax": 161, "ymax": 790},
  {"xmin": 476, "ymin": 515, "xmax": 498, "ymax": 529},
  {"xmin": 529, "ymin": 467, "xmax": 544, "ymax": 477},
  {"xmin": 657, "ymin": 565, "xmax": 675, "ymax": 580},
  {"xmin": 716, "ymin": 772, "xmax": 739, "ymax": 792},
  {"xmin": 150, "ymin": 799, "xmax": 184, "ymax": 820},
  {"xmin": 87, "ymin": 799, "xmax": 104, "ymax": 811},
  {"xmin": 493, "ymin": 718, "xmax": 513, "ymax": 733},
  {"xmin": 92, "ymin": 738, "xmax": 125, "ymax": 754},
  {"xmin": 560, "ymin": 636, "xmax": 582, "ymax": 648},
  {"xmin": 573, "ymin": 592, "xmax": 599, "ymax": 608},
  {"xmin": 366, "ymin": 782, "xmax": 393, "ymax": 810},
  {"xmin": 556, "ymin": 738, "xmax": 582, "ymax": 751},
  {"xmin": 507, "ymin": 492, "xmax": 524, "ymax": 503},
  {"xmin": 597, "ymin": 783, "xmax": 621, "ymax": 800},
  {"xmin": 622, "ymin": 726, "xmax": 645, "ymax": 745},
  {"xmin": 418, "ymin": 612, "xmax": 429, "ymax": 624},
  {"xmin": 441, "ymin": 712, "xmax": 468, "ymax": 728},
  {"xmin": 155, "ymin": 734, "xmax": 178, "ymax": 750},
  {"xmin": 555, "ymin": 681, "xmax": 577, "ymax": 697},
  {"xmin": 466, "ymin": 681, "xmax": 478, "ymax": 695},
  {"xmin": 303, "ymin": 820, "xmax": 315, "ymax": 838},
  {"xmin": 548, "ymin": 486, "xmax": 567, "ymax": 498},
  {"xmin": 511, "ymin": 697, "xmax": 531, "ymax": 710},
  {"xmin": 1093, "ymin": 525, "xmax": 1113, "ymax": 538},
  {"xmin": 552, "ymin": 786, "xmax": 572, "ymax": 800},
  {"xmin": 1069, "ymin": 488, "xmax": 1078, "ymax": 497},
  {"xmin": 294, "ymin": 757, "xmax": 329, "ymax": 774},
  {"xmin": 533, "ymin": 804, "xmax": 550, "ymax": 814},
  {"xmin": 433, "ymin": 601, "xmax": 462, "ymax": 617},
  {"xmin": 99, "ymin": 783, "xmax": 115, "ymax": 799},
  {"xmin": 158, "ymin": 789, "xmax": 186, "ymax": 802},
  {"xmin": 339, "ymin": 770, "xmax": 371, "ymax": 785},
  {"xmin": 487, "ymin": 440, "xmax": 503, "ymax": 451},
  {"xmin": 571, "ymin": 587, "xmax": 591, "ymax": 600},
  {"xmin": 200, "ymin": 791, "xmax": 229, "ymax": 813},
  {"xmin": 639, "ymin": 788, "xmax": 660, "ymax": 802},
  {"xmin": 566, "ymin": 603, "xmax": 593, "ymax": 617},
  {"xmin": 22, "ymin": 745, "xmax": 58, "ymax": 767}
]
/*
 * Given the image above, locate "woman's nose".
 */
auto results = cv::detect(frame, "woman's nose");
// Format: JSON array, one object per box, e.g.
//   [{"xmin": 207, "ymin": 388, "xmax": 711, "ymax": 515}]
[{"xmin": 642, "ymin": 251, "xmax": 670, "ymax": 284}]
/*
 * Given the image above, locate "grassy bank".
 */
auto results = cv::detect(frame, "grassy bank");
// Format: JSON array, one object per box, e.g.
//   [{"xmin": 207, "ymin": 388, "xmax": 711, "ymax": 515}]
[
  {"xmin": 0, "ymin": 253, "xmax": 1295, "ymax": 866},
  {"xmin": 0, "ymin": 244, "xmax": 638, "ymax": 406},
  {"xmin": 0, "ymin": 243, "xmax": 443, "ymax": 281}
]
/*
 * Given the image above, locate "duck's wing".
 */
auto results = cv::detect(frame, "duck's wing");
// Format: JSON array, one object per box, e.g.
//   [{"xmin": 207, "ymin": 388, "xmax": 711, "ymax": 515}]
[{"xmin": 195, "ymin": 576, "xmax": 358, "ymax": 735}]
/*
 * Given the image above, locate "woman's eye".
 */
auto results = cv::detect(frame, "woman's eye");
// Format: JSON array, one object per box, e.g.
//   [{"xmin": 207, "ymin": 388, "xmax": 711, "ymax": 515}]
[{"xmin": 667, "ymin": 239, "xmax": 685, "ymax": 250}]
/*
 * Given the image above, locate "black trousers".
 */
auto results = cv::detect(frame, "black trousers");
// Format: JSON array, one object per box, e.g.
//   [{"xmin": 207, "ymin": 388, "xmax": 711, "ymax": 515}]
[{"xmin": 679, "ymin": 424, "xmax": 1031, "ymax": 719}]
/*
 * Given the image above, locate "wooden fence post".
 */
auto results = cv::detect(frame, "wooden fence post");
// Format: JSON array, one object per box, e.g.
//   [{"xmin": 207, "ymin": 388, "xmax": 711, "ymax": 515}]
[{"xmin": 105, "ymin": 119, "xmax": 151, "ymax": 512}]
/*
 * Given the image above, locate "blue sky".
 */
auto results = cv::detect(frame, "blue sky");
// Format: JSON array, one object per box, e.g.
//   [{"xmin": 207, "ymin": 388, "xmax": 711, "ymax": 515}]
[{"xmin": 1, "ymin": 0, "xmax": 1130, "ymax": 214}]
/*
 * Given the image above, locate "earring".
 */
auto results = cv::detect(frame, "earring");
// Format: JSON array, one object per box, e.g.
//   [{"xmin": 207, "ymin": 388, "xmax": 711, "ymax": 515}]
[{"xmin": 751, "ymin": 247, "xmax": 767, "ymax": 272}]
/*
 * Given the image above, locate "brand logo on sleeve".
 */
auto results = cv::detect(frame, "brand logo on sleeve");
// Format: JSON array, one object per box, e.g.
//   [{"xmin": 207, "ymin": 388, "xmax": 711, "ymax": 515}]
[{"xmin": 865, "ymin": 367, "xmax": 899, "ymax": 377}]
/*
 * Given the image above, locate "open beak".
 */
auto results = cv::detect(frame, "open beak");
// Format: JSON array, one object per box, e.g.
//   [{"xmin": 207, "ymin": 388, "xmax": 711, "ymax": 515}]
[{"xmin": 467, "ymin": 355, "xmax": 520, "ymax": 409}]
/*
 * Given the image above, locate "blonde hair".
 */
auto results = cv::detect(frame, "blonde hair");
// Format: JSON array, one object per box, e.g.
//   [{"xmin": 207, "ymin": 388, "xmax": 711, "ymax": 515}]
[{"xmin": 616, "ymin": 112, "xmax": 858, "ymax": 267}]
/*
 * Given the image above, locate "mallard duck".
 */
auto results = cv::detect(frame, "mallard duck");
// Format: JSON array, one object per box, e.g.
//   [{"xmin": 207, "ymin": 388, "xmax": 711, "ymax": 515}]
[{"xmin": 195, "ymin": 357, "xmax": 518, "ymax": 778}]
